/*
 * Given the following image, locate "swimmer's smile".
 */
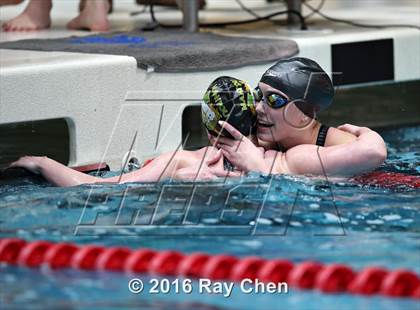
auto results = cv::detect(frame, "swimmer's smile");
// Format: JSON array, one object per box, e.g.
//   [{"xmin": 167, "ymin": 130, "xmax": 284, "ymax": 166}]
[{"xmin": 257, "ymin": 120, "xmax": 274, "ymax": 129}]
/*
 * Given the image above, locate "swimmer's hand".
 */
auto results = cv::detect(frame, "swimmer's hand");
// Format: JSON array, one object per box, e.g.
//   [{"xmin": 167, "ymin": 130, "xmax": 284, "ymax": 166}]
[
  {"xmin": 9, "ymin": 156, "xmax": 45, "ymax": 175},
  {"xmin": 205, "ymin": 148, "xmax": 223, "ymax": 166},
  {"xmin": 338, "ymin": 123, "xmax": 387, "ymax": 166},
  {"xmin": 213, "ymin": 121, "xmax": 268, "ymax": 174},
  {"xmin": 9, "ymin": 155, "xmax": 102, "ymax": 186}
]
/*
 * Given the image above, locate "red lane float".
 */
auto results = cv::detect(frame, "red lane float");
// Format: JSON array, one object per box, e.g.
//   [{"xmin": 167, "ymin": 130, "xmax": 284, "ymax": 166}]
[
  {"xmin": 96, "ymin": 247, "xmax": 132, "ymax": 271},
  {"xmin": 257, "ymin": 259, "xmax": 294, "ymax": 283},
  {"xmin": 348, "ymin": 267, "xmax": 388, "ymax": 295},
  {"xmin": 177, "ymin": 252, "xmax": 211, "ymax": 278},
  {"xmin": 355, "ymin": 171, "xmax": 420, "ymax": 189},
  {"xmin": 125, "ymin": 249, "xmax": 157, "ymax": 273},
  {"xmin": 230, "ymin": 256, "xmax": 266, "ymax": 282},
  {"xmin": 71, "ymin": 245, "xmax": 105, "ymax": 270},
  {"xmin": 44, "ymin": 243, "xmax": 79, "ymax": 269},
  {"xmin": 315, "ymin": 264, "xmax": 355, "ymax": 293},
  {"xmin": 0, "ymin": 238, "xmax": 26, "ymax": 264},
  {"xmin": 0, "ymin": 238, "xmax": 419, "ymax": 299},
  {"xmin": 17, "ymin": 240, "xmax": 53, "ymax": 268},
  {"xmin": 288, "ymin": 261, "xmax": 324, "ymax": 289},
  {"xmin": 124, "ymin": 249, "xmax": 157, "ymax": 273},
  {"xmin": 149, "ymin": 251, "xmax": 184, "ymax": 276},
  {"xmin": 202, "ymin": 255, "xmax": 238, "ymax": 280},
  {"xmin": 380, "ymin": 270, "xmax": 420, "ymax": 297}
]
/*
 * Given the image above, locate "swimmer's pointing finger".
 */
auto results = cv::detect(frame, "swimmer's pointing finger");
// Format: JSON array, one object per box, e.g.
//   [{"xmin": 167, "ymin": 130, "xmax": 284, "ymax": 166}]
[
  {"xmin": 216, "ymin": 136, "xmax": 236, "ymax": 147},
  {"xmin": 208, "ymin": 133, "xmax": 230, "ymax": 148},
  {"xmin": 218, "ymin": 121, "xmax": 243, "ymax": 140}
]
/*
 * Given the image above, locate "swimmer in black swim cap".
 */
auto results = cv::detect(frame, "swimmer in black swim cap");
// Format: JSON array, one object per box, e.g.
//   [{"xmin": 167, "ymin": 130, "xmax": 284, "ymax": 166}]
[
  {"xmin": 257, "ymin": 57, "xmax": 334, "ymax": 118},
  {"xmin": 254, "ymin": 57, "xmax": 355, "ymax": 150},
  {"xmin": 212, "ymin": 59, "xmax": 385, "ymax": 177}
]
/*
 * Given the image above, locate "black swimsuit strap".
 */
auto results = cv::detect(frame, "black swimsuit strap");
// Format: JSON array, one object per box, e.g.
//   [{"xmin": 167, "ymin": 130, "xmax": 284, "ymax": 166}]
[{"xmin": 316, "ymin": 124, "xmax": 330, "ymax": 147}]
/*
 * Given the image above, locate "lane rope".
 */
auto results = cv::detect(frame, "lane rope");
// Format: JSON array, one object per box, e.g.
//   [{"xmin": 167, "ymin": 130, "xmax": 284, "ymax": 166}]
[{"xmin": 1, "ymin": 238, "xmax": 419, "ymax": 299}]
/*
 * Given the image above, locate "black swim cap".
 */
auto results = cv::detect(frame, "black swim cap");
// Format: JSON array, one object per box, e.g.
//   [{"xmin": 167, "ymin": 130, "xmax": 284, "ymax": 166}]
[
  {"xmin": 259, "ymin": 57, "xmax": 334, "ymax": 117},
  {"xmin": 202, "ymin": 76, "xmax": 257, "ymax": 138}
]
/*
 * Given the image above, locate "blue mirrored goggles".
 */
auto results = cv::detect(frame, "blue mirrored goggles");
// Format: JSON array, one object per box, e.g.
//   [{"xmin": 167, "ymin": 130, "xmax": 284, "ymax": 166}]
[{"xmin": 254, "ymin": 87, "xmax": 291, "ymax": 109}]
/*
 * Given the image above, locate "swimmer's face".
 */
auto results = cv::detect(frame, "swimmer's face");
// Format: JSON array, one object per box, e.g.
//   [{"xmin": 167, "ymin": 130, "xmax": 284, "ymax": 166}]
[{"xmin": 255, "ymin": 82, "xmax": 304, "ymax": 143}]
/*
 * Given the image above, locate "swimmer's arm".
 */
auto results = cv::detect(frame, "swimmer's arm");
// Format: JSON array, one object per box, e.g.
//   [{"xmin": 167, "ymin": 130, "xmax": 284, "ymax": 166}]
[
  {"xmin": 325, "ymin": 127, "xmax": 356, "ymax": 146},
  {"xmin": 277, "ymin": 126, "xmax": 387, "ymax": 176},
  {"xmin": 9, "ymin": 148, "xmax": 226, "ymax": 186},
  {"xmin": 8, "ymin": 155, "xmax": 171, "ymax": 186},
  {"xmin": 10, "ymin": 156, "xmax": 106, "ymax": 187},
  {"xmin": 9, "ymin": 153, "xmax": 186, "ymax": 186}
]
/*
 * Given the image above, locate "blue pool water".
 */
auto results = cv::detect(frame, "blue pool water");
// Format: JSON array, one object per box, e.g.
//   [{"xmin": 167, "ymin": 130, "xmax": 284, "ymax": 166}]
[{"xmin": 0, "ymin": 126, "xmax": 419, "ymax": 310}]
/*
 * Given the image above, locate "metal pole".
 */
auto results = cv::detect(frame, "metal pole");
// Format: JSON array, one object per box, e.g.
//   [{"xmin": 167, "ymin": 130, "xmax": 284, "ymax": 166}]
[
  {"xmin": 182, "ymin": 0, "xmax": 199, "ymax": 32},
  {"xmin": 286, "ymin": 0, "xmax": 302, "ymax": 26}
]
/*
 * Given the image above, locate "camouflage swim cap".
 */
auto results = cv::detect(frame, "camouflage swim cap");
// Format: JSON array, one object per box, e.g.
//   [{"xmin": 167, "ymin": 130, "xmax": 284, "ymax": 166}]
[{"xmin": 202, "ymin": 76, "xmax": 257, "ymax": 138}]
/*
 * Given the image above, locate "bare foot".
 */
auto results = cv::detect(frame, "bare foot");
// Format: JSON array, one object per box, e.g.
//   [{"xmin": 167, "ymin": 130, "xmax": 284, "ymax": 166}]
[
  {"xmin": 67, "ymin": 0, "xmax": 110, "ymax": 32},
  {"xmin": 2, "ymin": 0, "xmax": 52, "ymax": 32}
]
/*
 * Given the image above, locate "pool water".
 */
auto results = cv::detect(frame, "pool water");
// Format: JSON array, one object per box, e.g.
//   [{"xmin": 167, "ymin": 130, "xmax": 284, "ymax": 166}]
[{"xmin": 0, "ymin": 126, "xmax": 419, "ymax": 310}]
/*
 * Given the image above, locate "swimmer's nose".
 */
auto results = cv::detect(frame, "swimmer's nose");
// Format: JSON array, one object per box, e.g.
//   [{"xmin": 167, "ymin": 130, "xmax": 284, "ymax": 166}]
[
  {"xmin": 255, "ymin": 100, "xmax": 267, "ymax": 119},
  {"xmin": 255, "ymin": 100, "xmax": 264, "ymax": 113}
]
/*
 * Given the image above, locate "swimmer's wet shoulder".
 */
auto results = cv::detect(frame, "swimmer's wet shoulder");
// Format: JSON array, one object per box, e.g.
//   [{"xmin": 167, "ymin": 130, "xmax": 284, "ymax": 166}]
[{"xmin": 324, "ymin": 126, "xmax": 357, "ymax": 147}]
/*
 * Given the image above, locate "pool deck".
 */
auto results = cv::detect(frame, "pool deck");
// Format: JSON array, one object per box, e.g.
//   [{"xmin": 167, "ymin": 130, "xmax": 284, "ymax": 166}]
[{"xmin": 1, "ymin": 0, "xmax": 419, "ymax": 169}]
